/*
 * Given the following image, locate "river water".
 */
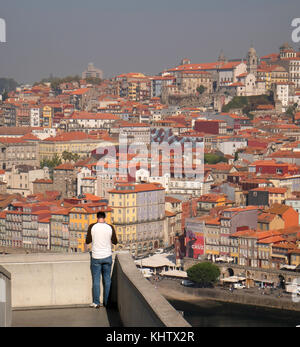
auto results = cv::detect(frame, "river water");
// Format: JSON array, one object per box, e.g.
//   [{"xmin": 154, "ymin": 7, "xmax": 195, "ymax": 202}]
[{"xmin": 168, "ymin": 299, "xmax": 300, "ymax": 327}]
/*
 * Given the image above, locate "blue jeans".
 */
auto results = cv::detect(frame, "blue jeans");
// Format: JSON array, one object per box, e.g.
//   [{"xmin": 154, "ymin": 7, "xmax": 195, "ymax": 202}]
[{"xmin": 90, "ymin": 255, "xmax": 112, "ymax": 306}]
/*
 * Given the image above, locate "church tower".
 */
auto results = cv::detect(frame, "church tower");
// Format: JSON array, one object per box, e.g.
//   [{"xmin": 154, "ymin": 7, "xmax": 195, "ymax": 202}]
[
  {"xmin": 247, "ymin": 46, "xmax": 258, "ymax": 76},
  {"xmin": 218, "ymin": 50, "xmax": 227, "ymax": 63}
]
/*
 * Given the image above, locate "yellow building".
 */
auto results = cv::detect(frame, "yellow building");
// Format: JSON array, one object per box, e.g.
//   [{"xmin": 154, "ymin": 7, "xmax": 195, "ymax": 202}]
[
  {"xmin": 109, "ymin": 183, "xmax": 165, "ymax": 254},
  {"xmin": 270, "ymin": 65, "xmax": 288, "ymax": 85},
  {"xmin": 289, "ymin": 249, "xmax": 300, "ymax": 267},
  {"xmin": 68, "ymin": 203, "xmax": 112, "ymax": 253},
  {"xmin": 109, "ymin": 186, "xmax": 137, "ymax": 251},
  {"xmin": 257, "ymin": 65, "xmax": 288, "ymax": 91},
  {"xmin": 257, "ymin": 212, "xmax": 285, "ymax": 232},
  {"xmin": 257, "ymin": 66, "xmax": 273, "ymax": 91},
  {"xmin": 257, "ymin": 238, "xmax": 273, "ymax": 269},
  {"xmin": 197, "ymin": 193, "xmax": 231, "ymax": 212},
  {"xmin": 43, "ymin": 106, "xmax": 53, "ymax": 128},
  {"xmin": 39, "ymin": 131, "xmax": 111, "ymax": 160}
]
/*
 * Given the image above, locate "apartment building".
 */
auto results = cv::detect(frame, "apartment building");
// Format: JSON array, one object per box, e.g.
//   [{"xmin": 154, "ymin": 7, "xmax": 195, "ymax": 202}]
[
  {"xmin": 50, "ymin": 208, "xmax": 70, "ymax": 253},
  {"xmin": 289, "ymin": 57, "xmax": 300, "ymax": 88},
  {"xmin": 82, "ymin": 62, "xmax": 103, "ymax": 80},
  {"xmin": 176, "ymin": 70, "xmax": 212, "ymax": 94},
  {"xmin": 0, "ymin": 137, "xmax": 40, "ymax": 170},
  {"xmin": 118, "ymin": 122, "xmax": 151, "ymax": 146},
  {"xmin": 53, "ymin": 163, "xmax": 78, "ymax": 199},
  {"xmin": 109, "ymin": 183, "xmax": 165, "ymax": 255},
  {"xmin": 5, "ymin": 165, "xmax": 50, "ymax": 197},
  {"xmin": 22, "ymin": 207, "xmax": 51, "ymax": 251},
  {"xmin": 219, "ymin": 206, "xmax": 258, "ymax": 263},
  {"xmin": 5, "ymin": 209, "xmax": 23, "ymax": 249},
  {"xmin": 68, "ymin": 203, "xmax": 112, "ymax": 253},
  {"xmin": 39, "ymin": 131, "xmax": 108, "ymax": 161},
  {"xmin": 204, "ymin": 217, "xmax": 221, "ymax": 262},
  {"xmin": 67, "ymin": 112, "xmax": 120, "ymax": 132},
  {"xmin": 37, "ymin": 216, "xmax": 51, "ymax": 252}
]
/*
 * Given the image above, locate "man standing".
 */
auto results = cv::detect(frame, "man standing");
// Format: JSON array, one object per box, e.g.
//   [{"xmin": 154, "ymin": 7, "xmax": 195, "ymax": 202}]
[{"xmin": 86, "ymin": 211, "xmax": 118, "ymax": 308}]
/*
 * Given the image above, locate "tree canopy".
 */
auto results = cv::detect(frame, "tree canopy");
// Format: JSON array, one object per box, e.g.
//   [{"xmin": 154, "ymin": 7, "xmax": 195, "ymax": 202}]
[
  {"xmin": 204, "ymin": 153, "xmax": 228, "ymax": 164},
  {"xmin": 187, "ymin": 262, "xmax": 220, "ymax": 286},
  {"xmin": 0, "ymin": 78, "xmax": 18, "ymax": 94}
]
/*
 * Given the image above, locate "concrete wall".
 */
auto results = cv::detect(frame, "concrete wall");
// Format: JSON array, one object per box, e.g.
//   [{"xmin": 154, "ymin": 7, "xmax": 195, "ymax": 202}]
[
  {"xmin": 0, "ymin": 252, "xmax": 190, "ymax": 327},
  {"xmin": 0, "ymin": 265, "xmax": 11, "ymax": 327},
  {"xmin": 170, "ymin": 284, "xmax": 300, "ymax": 312},
  {"xmin": 0, "ymin": 253, "xmax": 94, "ymax": 308},
  {"xmin": 110, "ymin": 252, "xmax": 190, "ymax": 327}
]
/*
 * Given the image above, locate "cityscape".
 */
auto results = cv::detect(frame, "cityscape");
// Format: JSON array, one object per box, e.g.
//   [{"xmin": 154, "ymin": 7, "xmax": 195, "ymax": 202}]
[{"xmin": 1, "ymin": 0, "xmax": 300, "ymax": 330}]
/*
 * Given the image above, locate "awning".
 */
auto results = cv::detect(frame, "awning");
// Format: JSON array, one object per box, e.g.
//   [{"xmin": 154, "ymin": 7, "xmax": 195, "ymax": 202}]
[
  {"xmin": 280, "ymin": 265, "xmax": 296, "ymax": 270},
  {"xmin": 253, "ymin": 278, "xmax": 274, "ymax": 284},
  {"xmin": 220, "ymin": 276, "xmax": 246, "ymax": 283},
  {"xmin": 160, "ymin": 270, "xmax": 188, "ymax": 278}
]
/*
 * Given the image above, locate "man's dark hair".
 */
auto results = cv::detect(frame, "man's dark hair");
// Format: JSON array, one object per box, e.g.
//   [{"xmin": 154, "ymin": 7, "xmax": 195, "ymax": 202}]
[{"xmin": 97, "ymin": 211, "xmax": 106, "ymax": 219}]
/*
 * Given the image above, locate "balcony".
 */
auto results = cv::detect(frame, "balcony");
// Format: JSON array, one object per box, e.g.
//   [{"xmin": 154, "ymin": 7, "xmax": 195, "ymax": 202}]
[{"xmin": 0, "ymin": 252, "xmax": 190, "ymax": 328}]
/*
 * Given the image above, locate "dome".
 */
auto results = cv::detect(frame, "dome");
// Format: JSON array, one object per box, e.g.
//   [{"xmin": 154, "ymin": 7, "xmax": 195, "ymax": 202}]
[{"xmin": 248, "ymin": 46, "xmax": 256, "ymax": 55}]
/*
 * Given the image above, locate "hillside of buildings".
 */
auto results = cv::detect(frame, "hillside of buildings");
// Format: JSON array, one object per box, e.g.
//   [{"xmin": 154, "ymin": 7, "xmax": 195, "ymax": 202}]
[{"xmin": 0, "ymin": 44, "xmax": 300, "ymax": 273}]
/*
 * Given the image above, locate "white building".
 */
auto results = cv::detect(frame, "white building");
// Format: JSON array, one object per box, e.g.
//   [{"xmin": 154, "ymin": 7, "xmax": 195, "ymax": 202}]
[
  {"xmin": 217, "ymin": 138, "xmax": 247, "ymax": 156},
  {"xmin": 218, "ymin": 61, "xmax": 247, "ymax": 87},
  {"xmin": 230, "ymin": 72, "xmax": 266, "ymax": 97},
  {"xmin": 275, "ymin": 82, "xmax": 295, "ymax": 111},
  {"xmin": 68, "ymin": 112, "xmax": 120, "ymax": 132},
  {"xmin": 5, "ymin": 165, "xmax": 50, "ymax": 197},
  {"xmin": 82, "ymin": 62, "xmax": 103, "ymax": 80},
  {"xmin": 30, "ymin": 108, "xmax": 40, "ymax": 127},
  {"xmin": 289, "ymin": 57, "xmax": 300, "ymax": 89}
]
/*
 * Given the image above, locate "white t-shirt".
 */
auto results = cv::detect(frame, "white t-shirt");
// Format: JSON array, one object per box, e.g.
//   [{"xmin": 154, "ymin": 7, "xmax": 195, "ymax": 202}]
[{"xmin": 91, "ymin": 222, "xmax": 113, "ymax": 259}]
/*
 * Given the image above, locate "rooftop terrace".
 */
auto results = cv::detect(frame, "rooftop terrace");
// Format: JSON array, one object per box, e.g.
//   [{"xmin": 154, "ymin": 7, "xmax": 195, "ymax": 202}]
[{"xmin": 0, "ymin": 252, "xmax": 190, "ymax": 328}]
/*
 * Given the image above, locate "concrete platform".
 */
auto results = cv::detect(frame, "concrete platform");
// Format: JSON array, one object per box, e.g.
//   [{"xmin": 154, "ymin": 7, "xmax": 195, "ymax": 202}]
[{"xmin": 12, "ymin": 306, "xmax": 123, "ymax": 327}]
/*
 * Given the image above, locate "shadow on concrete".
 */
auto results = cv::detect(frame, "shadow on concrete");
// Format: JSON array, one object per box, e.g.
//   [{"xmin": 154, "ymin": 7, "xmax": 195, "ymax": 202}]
[{"xmin": 12, "ymin": 305, "xmax": 123, "ymax": 327}]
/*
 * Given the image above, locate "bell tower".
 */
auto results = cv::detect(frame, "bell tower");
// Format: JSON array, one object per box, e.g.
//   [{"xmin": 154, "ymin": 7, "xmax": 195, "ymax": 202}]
[{"xmin": 247, "ymin": 45, "xmax": 258, "ymax": 76}]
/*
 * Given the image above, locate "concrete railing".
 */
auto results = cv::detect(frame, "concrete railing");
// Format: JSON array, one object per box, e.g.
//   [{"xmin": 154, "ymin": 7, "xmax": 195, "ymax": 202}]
[
  {"xmin": 110, "ymin": 252, "xmax": 190, "ymax": 327},
  {"xmin": 0, "ymin": 253, "xmax": 94, "ymax": 308},
  {"xmin": 0, "ymin": 265, "xmax": 11, "ymax": 327},
  {"xmin": 0, "ymin": 252, "xmax": 190, "ymax": 327}
]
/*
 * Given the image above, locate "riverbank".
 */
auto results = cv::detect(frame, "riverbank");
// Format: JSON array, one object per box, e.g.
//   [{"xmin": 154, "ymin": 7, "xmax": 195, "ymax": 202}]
[{"xmin": 155, "ymin": 278, "xmax": 300, "ymax": 312}]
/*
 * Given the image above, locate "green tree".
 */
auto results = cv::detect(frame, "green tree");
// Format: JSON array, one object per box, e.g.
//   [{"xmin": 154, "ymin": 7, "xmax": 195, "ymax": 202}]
[
  {"xmin": 286, "ymin": 103, "xmax": 298, "ymax": 123},
  {"xmin": 62, "ymin": 151, "xmax": 80, "ymax": 162},
  {"xmin": 0, "ymin": 78, "xmax": 18, "ymax": 94},
  {"xmin": 187, "ymin": 262, "xmax": 220, "ymax": 286},
  {"xmin": 196, "ymin": 85, "xmax": 206, "ymax": 95},
  {"xmin": 204, "ymin": 153, "xmax": 228, "ymax": 164},
  {"xmin": 85, "ymin": 77, "xmax": 102, "ymax": 85},
  {"xmin": 40, "ymin": 154, "xmax": 62, "ymax": 169}
]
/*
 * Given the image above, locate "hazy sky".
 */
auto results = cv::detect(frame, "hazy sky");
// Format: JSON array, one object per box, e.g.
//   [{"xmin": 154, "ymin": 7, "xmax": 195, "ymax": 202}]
[{"xmin": 1, "ymin": 0, "xmax": 299, "ymax": 84}]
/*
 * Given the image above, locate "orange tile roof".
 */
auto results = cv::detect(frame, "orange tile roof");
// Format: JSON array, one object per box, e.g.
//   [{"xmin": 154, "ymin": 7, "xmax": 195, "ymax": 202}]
[
  {"xmin": 109, "ymin": 183, "xmax": 164, "ymax": 194},
  {"xmin": 70, "ymin": 88, "xmax": 90, "ymax": 95},
  {"xmin": 251, "ymin": 187, "xmax": 287, "ymax": 194},
  {"xmin": 54, "ymin": 163, "xmax": 74, "ymax": 170}
]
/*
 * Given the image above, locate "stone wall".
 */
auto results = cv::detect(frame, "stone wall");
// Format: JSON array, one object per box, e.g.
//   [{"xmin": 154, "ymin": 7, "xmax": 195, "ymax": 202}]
[
  {"xmin": 0, "ymin": 265, "xmax": 11, "ymax": 327},
  {"xmin": 168, "ymin": 285, "xmax": 300, "ymax": 312},
  {"xmin": 110, "ymin": 252, "xmax": 190, "ymax": 327}
]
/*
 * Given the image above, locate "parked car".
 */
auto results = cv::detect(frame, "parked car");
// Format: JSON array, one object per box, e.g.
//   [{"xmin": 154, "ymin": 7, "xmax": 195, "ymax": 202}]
[
  {"xmin": 234, "ymin": 283, "xmax": 246, "ymax": 289},
  {"xmin": 181, "ymin": 280, "xmax": 195, "ymax": 287}
]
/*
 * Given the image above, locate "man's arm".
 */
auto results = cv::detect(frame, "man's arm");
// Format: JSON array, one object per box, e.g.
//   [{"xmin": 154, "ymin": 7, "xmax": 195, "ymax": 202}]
[
  {"xmin": 110, "ymin": 224, "xmax": 118, "ymax": 245},
  {"xmin": 86, "ymin": 223, "xmax": 96, "ymax": 244}
]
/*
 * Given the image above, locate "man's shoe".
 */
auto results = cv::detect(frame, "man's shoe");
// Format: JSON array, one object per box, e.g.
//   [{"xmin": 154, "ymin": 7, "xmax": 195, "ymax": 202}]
[{"xmin": 89, "ymin": 303, "xmax": 99, "ymax": 308}]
